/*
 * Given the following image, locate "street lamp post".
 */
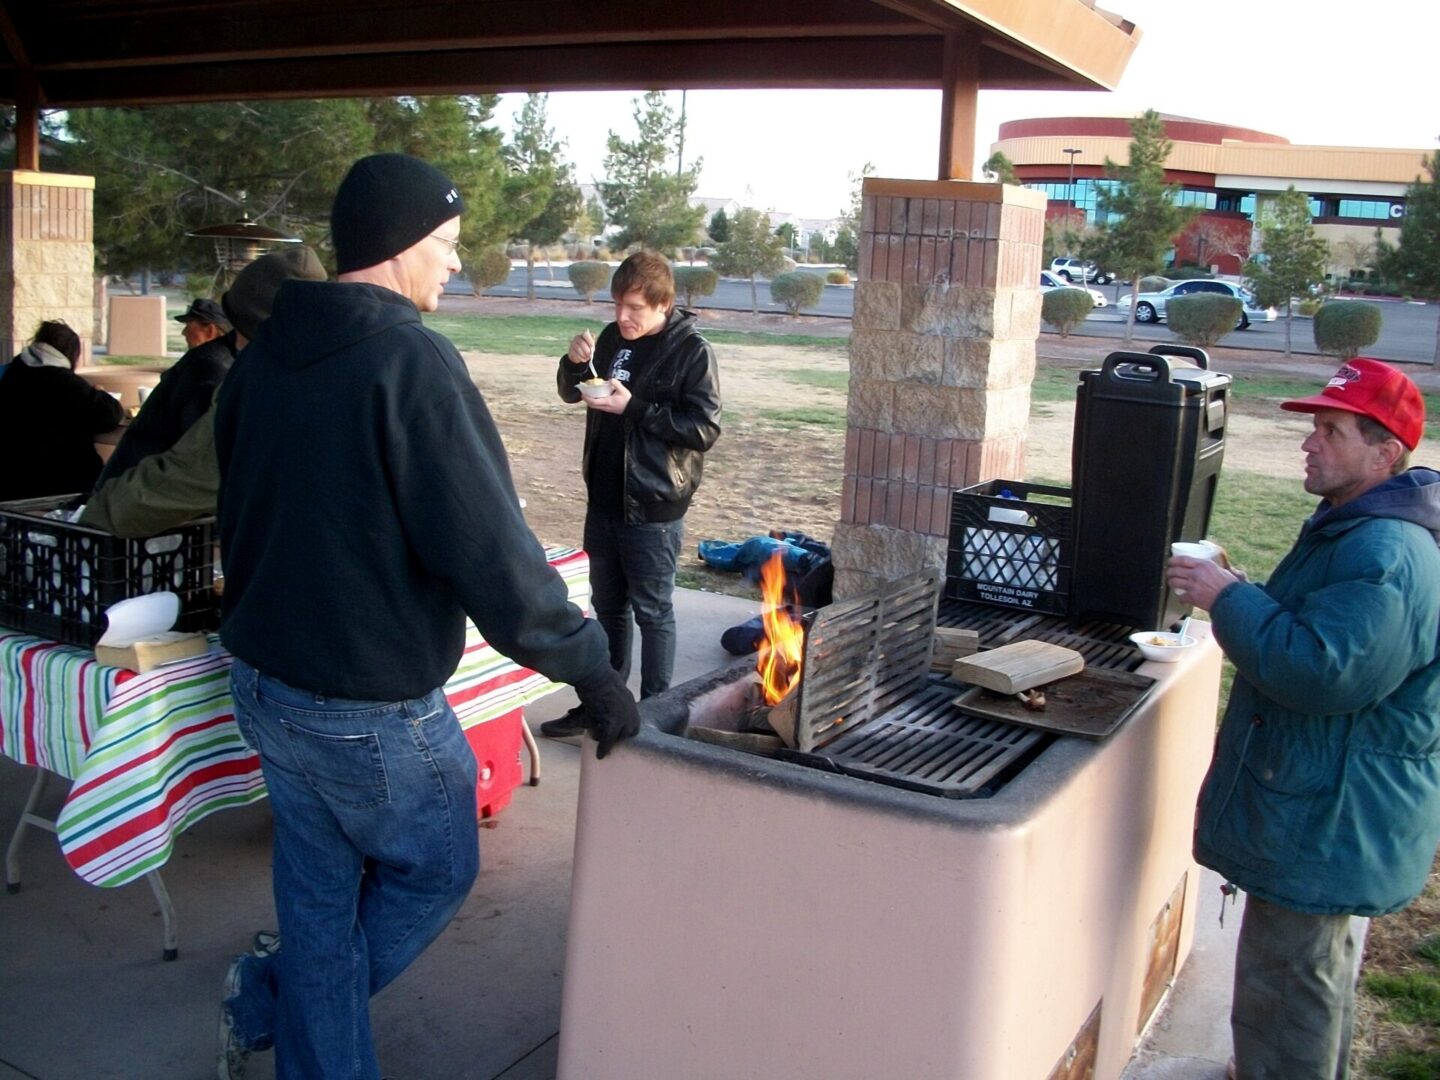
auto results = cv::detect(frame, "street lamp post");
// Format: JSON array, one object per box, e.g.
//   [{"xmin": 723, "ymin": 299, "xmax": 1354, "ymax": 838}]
[
  {"xmin": 1061, "ymin": 148, "xmax": 1084, "ymax": 259},
  {"xmin": 1062, "ymin": 148, "xmax": 1083, "ymax": 209}
]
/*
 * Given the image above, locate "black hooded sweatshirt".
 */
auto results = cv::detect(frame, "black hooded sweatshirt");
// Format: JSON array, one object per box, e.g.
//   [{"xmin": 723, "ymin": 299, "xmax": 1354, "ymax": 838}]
[{"xmin": 213, "ymin": 280, "xmax": 608, "ymax": 701}]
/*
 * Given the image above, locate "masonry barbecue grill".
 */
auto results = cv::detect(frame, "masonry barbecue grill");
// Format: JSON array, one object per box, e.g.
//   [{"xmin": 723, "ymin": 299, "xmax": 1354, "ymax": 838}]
[{"xmin": 556, "ymin": 572, "xmax": 1222, "ymax": 1079}]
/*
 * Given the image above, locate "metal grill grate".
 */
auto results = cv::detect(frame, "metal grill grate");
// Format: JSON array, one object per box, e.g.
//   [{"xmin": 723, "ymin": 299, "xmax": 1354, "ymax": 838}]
[
  {"xmin": 936, "ymin": 599, "xmax": 1143, "ymax": 672},
  {"xmin": 789, "ymin": 571, "xmax": 940, "ymax": 752},
  {"xmin": 764, "ymin": 594, "xmax": 1147, "ymax": 799},
  {"xmin": 797, "ymin": 682, "xmax": 1047, "ymax": 798}
]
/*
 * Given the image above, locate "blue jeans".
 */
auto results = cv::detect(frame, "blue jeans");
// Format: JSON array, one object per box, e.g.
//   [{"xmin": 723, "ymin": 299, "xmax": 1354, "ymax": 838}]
[
  {"xmin": 584, "ymin": 510, "xmax": 684, "ymax": 698},
  {"xmin": 227, "ymin": 658, "xmax": 479, "ymax": 1080}
]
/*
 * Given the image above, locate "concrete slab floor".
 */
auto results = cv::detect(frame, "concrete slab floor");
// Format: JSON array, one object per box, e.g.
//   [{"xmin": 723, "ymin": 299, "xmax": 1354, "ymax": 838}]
[
  {"xmin": 1, "ymin": 584, "xmax": 1242, "ymax": 1079},
  {"xmin": 0, "ymin": 587, "xmax": 757, "ymax": 1080}
]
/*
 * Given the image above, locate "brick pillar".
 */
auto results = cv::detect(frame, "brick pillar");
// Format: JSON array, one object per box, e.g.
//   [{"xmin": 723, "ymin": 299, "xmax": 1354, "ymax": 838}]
[
  {"xmin": 832, "ymin": 178, "xmax": 1045, "ymax": 599},
  {"xmin": 0, "ymin": 171, "xmax": 96, "ymax": 364}
]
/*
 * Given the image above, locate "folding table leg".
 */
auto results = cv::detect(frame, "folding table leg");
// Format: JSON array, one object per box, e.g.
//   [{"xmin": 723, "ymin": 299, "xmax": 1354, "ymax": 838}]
[
  {"xmin": 5, "ymin": 767, "xmax": 50, "ymax": 893},
  {"xmin": 520, "ymin": 714, "xmax": 542, "ymax": 786},
  {"xmin": 144, "ymin": 870, "xmax": 179, "ymax": 961},
  {"xmin": 5, "ymin": 765, "xmax": 179, "ymax": 960}
]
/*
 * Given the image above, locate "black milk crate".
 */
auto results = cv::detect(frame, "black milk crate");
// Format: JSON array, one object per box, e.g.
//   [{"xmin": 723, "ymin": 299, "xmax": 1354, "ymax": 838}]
[
  {"xmin": 945, "ymin": 480, "xmax": 1073, "ymax": 616},
  {"xmin": 0, "ymin": 495, "xmax": 219, "ymax": 648}
]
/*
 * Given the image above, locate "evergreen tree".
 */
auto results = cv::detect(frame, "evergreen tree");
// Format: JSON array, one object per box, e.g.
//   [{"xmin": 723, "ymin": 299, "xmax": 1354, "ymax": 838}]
[
  {"xmin": 598, "ymin": 91, "xmax": 705, "ymax": 253},
  {"xmin": 982, "ymin": 151, "xmax": 1019, "ymax": 185},
  {"xmin": 503, "ymin": 94, "xmax": 582, "ymax": 299},
  {"xmin": 57, "ymin": 100, "xmax": 374, "ymax": 280},
  {"xmin": 1244, "ymin": 186, "xmax": 1326, "ymax": 356},
  {"xmin": 1083, "ymin": 110, "xmax": 1198, "ymax": 340},
  {"xmin": 368, "ymin": 95, "xmax": 509, "ymax": 255},
  {"xmin": 708, "ymin": 208, "xmax": 730, "ymax": 244},
  {"xmin": 834, "ymin": 162, "xmax": 874, "ymax": 275},
  {"xmin": 1378, "ymin": 150, "xmax": 1440, "ymax": 365},
  {"xmin": 710, "ymin": 207, "xmax": 785, "ymax": 313},
  {"xmin": 56, "ymin": 96, "xmax": 510, "ymax": 282}
]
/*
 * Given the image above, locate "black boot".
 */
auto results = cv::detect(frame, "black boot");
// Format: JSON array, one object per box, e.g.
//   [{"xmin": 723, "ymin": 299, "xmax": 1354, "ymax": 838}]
[{"xmin": 539, "ymin": 704, "xmax": 588, "ymax": 739}]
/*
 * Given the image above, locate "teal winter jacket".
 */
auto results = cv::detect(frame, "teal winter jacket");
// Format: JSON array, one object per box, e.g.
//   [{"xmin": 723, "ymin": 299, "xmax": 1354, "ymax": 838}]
[{"xmin": 1194, "ymin": 468, "xmax": 1440, "ymax": 915}]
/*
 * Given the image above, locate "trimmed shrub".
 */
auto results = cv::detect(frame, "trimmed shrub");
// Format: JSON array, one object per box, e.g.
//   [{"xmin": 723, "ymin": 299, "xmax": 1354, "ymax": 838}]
[
  {"xmin": 769, "ymin": 271, "xmax": 825, "ymax": 316},
  {"xmin": 1041, "ymin": 287, "xmax": 1094, "ymax": 337},
  {"xmin": 673, "ymin": 265, "xmax": 718, "ymax": 308},
  {"xmin": 470, "ymin": 248, "xmax": 513, "ymax": 292},
  {"xmin": 1313, "ymin": 301, "xmax": 1382, "ymax": 360},
  {"xmin": 1139, "ymin": 275, "xmax": 1170, "ymax": 293},
  {"xmin": 1165, "ymin": 265, "xmax": 1213, "ymax": 280},
  {"xmin": 1297, "ymin": 298, "xmax": 1323, "ymax": 317},
  {"xmin": 567, "ymin": 261, "xmax": 612, "ymax": 303},
  {"xmin": 1167, "ymin": 294, "xmax": 1243, "ymax": 347},
  {"xmin": 826, "ymin": 268, "xmax": 851, "ymax": 285}
]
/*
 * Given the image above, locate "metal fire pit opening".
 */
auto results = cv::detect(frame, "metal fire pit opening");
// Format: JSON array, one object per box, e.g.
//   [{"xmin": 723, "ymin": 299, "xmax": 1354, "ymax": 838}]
[{"xmin": 714, "ymin": 571, "xmax": 1154, "ymax": 799}]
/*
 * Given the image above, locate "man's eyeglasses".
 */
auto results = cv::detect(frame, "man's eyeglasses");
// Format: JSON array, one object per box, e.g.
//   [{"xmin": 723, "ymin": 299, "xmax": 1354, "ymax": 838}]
[{"xmin": 429, "ymin": 233, "xmax": 465, "ymax": 254}]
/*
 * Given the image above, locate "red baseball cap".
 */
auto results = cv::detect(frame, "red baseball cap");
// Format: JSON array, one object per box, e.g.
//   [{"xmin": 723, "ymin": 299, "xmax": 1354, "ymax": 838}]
[{"xmin": 1280, "ymin": 358, "xmax": 1425, "ymax": 451}]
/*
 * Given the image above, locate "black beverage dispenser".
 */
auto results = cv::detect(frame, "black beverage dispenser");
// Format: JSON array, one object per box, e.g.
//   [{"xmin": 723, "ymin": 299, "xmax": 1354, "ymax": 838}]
[{"xmin": 1069, "ymin": 345, "xmax": 1231, "ymax": 630}]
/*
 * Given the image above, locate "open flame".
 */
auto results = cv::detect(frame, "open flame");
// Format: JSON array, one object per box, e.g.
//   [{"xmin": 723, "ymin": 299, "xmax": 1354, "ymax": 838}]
[{"xmin": 757, "ymin": 551, "xmax": 804, "ymax": 705}]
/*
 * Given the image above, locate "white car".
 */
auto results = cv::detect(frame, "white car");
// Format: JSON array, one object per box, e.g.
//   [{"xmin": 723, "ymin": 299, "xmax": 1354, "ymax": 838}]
[
  {"xmin": 1050, "ymin": 257, "xmax": 1116, "ymax": 285},
  {"xmin": 1114, "ymin": 279, "xmax": 1275, "ymax": 330},
  {"xmin": 1040, "ymin": 270, "xmax": 1107, "ymax": 308}
]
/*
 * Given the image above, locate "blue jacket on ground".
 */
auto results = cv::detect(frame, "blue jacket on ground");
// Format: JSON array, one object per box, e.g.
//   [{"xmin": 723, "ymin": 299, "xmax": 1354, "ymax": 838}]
[{"xmin": 1195, "ymin": 467, "xmax": 1440, "ymax": 915}]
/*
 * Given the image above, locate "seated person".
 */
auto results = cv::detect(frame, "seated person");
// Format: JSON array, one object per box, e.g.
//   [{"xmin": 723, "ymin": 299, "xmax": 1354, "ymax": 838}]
[
  {"xmin": 0, "ymin": 320, "xmax": 123, "ymax": 501},
  {"xmin": 81, "ymin": 248, "xmax": 327, "ymax": 536},
  {"xmin": 95, "ymin": 296, "xmax": 237, "ymax": 483}
]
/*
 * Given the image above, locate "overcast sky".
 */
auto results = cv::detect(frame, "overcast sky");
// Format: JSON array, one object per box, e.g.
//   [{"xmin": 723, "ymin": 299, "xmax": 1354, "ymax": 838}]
[{"xmin": 492, "ymin": 0, "xmax": 1436, "ymax": 221}]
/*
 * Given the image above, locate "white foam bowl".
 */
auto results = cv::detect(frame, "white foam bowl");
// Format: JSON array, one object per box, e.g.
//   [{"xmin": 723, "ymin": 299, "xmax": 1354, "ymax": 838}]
[
  {"xmin": 578, "ymin": 380, "xmax": 613, "ymax": 400},
  {"xmin": 1128, "ymin": 630, "xmax": 1198, "ymax": 663}
]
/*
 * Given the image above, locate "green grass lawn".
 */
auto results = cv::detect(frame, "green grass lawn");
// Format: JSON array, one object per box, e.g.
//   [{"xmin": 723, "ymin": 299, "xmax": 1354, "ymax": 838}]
[{"xmin": 422, "ymin": 312, "xmax": 846, "ymax": 356}]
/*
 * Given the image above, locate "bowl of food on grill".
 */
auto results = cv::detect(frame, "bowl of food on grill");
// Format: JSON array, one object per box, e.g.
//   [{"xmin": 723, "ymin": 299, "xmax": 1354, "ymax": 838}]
[{"xmin": 1128, "ymin": 630, "xmax": 1198, "ymax": 663}]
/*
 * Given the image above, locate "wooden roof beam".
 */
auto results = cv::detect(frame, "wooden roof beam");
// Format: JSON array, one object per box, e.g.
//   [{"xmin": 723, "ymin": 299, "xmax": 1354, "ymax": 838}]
[
  {"xmin": 33, "ymin": 0, "xmax": 922, "ymax": 70},
  {"xmin": 29, "ymin": 37, "xmax": 955, "ymax": 107}
]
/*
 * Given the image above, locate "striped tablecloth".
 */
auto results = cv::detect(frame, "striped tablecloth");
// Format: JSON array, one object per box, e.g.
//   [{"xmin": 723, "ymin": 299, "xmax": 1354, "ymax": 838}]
[{"xmin": 0, "ymin": 546, "xmax": 589, "ymax": 888}]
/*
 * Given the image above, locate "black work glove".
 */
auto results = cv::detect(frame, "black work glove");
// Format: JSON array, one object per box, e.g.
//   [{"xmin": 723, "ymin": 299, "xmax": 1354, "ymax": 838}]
[{"xmin": 572, "ymin": 667, "xmax": 641, "ymax": 759}]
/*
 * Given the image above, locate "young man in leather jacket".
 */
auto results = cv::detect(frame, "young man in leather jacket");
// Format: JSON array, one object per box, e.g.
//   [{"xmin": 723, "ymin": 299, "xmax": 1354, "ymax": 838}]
[{"xmin": 543, "ymin": 251, "xmax": 722, "ymax": 737}]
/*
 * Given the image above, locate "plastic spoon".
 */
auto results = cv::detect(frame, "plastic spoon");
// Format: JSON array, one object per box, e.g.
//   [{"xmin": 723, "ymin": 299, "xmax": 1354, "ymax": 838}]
[{"xmin": 1177, "ymin": 615, "xmax": 1192, "ymax": 643}]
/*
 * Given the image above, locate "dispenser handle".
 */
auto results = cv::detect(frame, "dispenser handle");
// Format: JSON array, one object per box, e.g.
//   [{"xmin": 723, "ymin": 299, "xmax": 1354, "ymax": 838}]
[
  {"xmin": 1147, "ymin": 344, "xmax": 1210, "ymax": 369},
  {"xmin": 1098, "ymin": 350, "xmax": 1175, "ymax": 383}
]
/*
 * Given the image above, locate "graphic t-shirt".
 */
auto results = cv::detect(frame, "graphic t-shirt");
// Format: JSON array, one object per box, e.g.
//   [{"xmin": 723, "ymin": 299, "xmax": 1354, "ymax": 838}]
[{"xmin": 586, "ymin": 330, "xmax": 662, "ymax": 514}]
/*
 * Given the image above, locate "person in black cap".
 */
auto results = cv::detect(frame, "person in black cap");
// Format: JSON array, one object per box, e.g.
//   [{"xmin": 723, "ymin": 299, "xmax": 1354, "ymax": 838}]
[
  {"xmin": 212, "ymin": 153, "xmax": 639, "ymax": 1080},
  {"xmin": 95, "ymin": 295, "xmax": 238, "ymax": 483},
  {"xmin": 79, "ymin": 246, "xmax": 328, "ymax": 536},
  {"xmin": 175, "ymin": 296, "xmax": 232, "ymax": 350}
]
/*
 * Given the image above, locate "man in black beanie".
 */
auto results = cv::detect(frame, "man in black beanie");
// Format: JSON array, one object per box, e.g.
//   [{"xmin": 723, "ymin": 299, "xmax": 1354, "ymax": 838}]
[{"xmin": 212, "ymin": 153, "xmax": 639, "ymax": 1080}]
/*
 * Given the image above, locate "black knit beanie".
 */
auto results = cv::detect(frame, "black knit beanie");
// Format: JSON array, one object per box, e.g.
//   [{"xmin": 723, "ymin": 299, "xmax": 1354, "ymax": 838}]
[
  {"xmin": 222, "ymin": 246, "xmax": 328, "ymax": 340},
  {"xmin": 330, "ymin": 153, "xmax": 465, "ymax": 273}
]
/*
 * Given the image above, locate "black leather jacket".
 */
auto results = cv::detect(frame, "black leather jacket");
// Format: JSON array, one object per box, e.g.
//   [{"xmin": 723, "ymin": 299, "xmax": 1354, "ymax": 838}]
[{"xmin": 557, "ymin": 308, "xmax": 721, "ymax": 524}]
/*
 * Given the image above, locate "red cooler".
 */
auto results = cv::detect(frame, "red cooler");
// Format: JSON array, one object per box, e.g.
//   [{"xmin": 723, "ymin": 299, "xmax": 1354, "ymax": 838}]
[{"xmin": 463, "ymin": 708, "xmax": 525, "ymax": 819}]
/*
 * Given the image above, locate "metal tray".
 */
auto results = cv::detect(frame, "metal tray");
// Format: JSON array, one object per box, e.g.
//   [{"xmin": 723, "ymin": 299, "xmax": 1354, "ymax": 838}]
[{"xmin": 951, "ymin": 666, "xmax": 1155, "ymax": 739}]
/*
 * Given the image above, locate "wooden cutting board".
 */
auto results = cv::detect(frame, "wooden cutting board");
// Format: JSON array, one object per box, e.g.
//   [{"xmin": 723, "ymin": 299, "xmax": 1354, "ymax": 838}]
[{"xmin": 950, "ymin": 640, "xmax": 1085, "ymax": 694}]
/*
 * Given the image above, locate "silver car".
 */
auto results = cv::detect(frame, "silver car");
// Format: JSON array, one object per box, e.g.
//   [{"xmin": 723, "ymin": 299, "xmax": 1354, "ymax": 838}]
[{"xmin": 1115, "ymin": 279, "xmax": 1276, "ymax": 330}]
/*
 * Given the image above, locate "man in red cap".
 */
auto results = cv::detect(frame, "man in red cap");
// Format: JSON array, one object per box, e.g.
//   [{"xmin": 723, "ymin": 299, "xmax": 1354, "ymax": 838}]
[{"xmin": 1167, "ymin": 358, "xmax": 1440, "ymax": 1079}]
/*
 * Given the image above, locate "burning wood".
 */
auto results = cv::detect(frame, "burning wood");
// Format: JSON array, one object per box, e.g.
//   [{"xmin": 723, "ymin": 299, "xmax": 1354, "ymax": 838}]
[{"xmin": 756, "ymin": 552, "xmax": 804, "ymax": 706}]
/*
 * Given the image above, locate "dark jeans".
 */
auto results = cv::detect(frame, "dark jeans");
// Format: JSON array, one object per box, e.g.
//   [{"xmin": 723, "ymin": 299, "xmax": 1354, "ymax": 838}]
[
  {"xmin": 584, "ymin": 509, "xmax": 684, "ymax": 698},
  {"xmin": 227, "ymin": 658, "xmax": 479, "ymax": 1079}
]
